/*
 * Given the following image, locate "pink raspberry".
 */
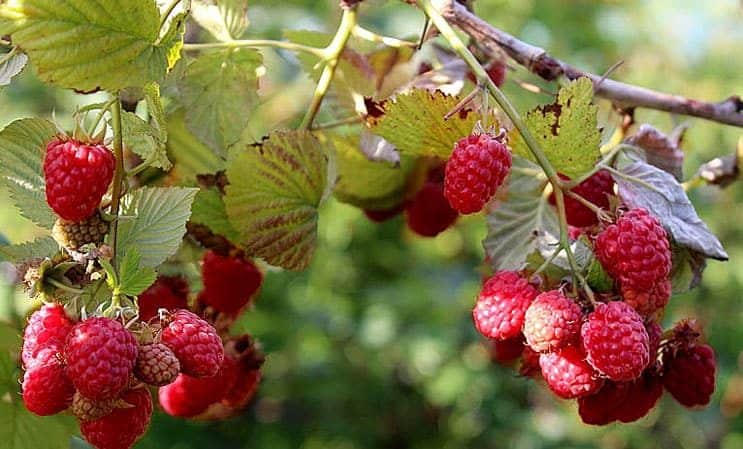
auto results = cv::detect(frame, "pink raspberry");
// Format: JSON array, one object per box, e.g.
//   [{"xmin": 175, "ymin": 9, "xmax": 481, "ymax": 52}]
[
  {"xmin": 159, "ymin": 356, "xmax": 237, "ymax": 417},
  {"xmin": 581, "ymin": 301, "xmax": 650, "ymax": 381},
  {"xmin": 44, "ymin": 138, "xmax": 115, "ymax": 221},
  {"xmin": 523, "ymin": 290, "xmax": 582, "ymax": 352},
  {"xmin": 160, "ymin": 309, "xmax": 224, "ymax": 378},
  {"xmin": 22, "ymin": 303, "xmax": 74, "ymax": 369},
  {"xmin": 549, "ymin": 170, "xmax": 614, "ymax": 227},
  {"xmin": 622, "ymin": 279, "xmax": 671, "ymax": 318},
  {"xmin": 65, "ymin": 317, "xmax": 138, "ymax": 401},
  {"xmin": 199, "ymin": 251, "xmax": 263, "ymax": 315},
  {"xmin": 444, "ymin": 133, "xmax": 512, "ymax": 214},
  {"xmin": 663, "ymin": 344, "xmax": 716, "ymax": 407},
  {"xmin": 472, "ymin": 271, "xmax": 539, "ymax": 340},
  {"xmin": 80, "ymin": 388, "xmax": 153, "ymax": 449},
  {"xmin": 22, "ymin": 356, "xmax": 75, "ymax": 416},
  {"xmin": 539, "ymin": 346, "xmax": 603, "ymax": 399},
  {"xmin": 594, "ymin": 208, "xmax": 671, "ymax": 291}
]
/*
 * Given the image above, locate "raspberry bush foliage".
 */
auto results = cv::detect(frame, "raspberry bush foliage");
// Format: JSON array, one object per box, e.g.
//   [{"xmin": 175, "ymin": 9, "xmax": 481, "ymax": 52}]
[{"xmin": 0, "ymin": 1, "xmax": 740, "ymax": 448}]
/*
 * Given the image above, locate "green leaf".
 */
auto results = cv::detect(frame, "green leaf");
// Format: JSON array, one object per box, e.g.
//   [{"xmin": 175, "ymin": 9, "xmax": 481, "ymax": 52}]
[
  {"xmin": 483, "ymin": 156, "xmax": 559, "ymax": 271},
  {"xmin": 0, "ymin": 237, "xmax": 59, "ymax": 263},
  {"xmin": 166, "ymin": 110, "xmax": 226, "ymax": 183},
  {"xmin": 192, "ymin": 0, "xmax": 249, "ymax": 41},
  {"xmin": 511, "ymin": 77, "xmax": 601, "ymax": 178},
  {"xmin": 0, "ymin": 51, "xmax": 27, "ymax": 86},
  {"xmin": 670, "ymin": 246, "xmax": 707, "ymax": 294},
  {"xmin": 0, "ymin": 118, "xmax": 59, "ymax": 228},
  {"xmin": 117, "ymin": 187, "xmax": 198, "ymax": 268},
  {"xmin": 331, "ymin": 134, "xmax": 415, "ymax": 209},
  {"xmin": 0, "ymin": 0, "xmax": 184, "ymax": 91},
  {"xmin": 118, "ymin": 248, "xmax": 156, "ymax": 296},
  {"xmin": 178, "ymin": 49, "xmax": 262, "ymax": 157},
  {"xmin": 191, "ymin": 188, "xmax": 241, "ymax": 242},
  {"xmin": 120, "ymin": 82, "xmax": 171, "ymax": 170},
  {"xmin": 98, "ymin": 258, "xmax": 118, "ymax": 291},
  {"xmin": 369, "ymin": 88, "xmax": 482, "ymax": 158},
  {"xmin": 224, "ymin": 130, "xmax": 328, "ymax": 271},
  {"xmin": 0, "ymin": 400, "xmax": 77, "ymax": 449}
]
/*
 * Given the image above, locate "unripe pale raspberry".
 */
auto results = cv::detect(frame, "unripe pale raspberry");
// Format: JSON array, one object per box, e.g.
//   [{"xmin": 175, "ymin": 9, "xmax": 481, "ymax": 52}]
[
  {"xmin": 158, "ymin": 355, "xmax": 238, "ymax": 417},
  {"xmin": 44, "ymin": 138, "xmax": 115, "ymax": 221},
  {"xmin": 22, "ymin": 303, "xmax": 74, "ymax": 369},
  {"xmin": 622, "ymin": 279, "xmax": 671, "ymax": 318},
  {"xmin": 523, "ymin": 290, "xmax": 582, "ymax": 353},
  {"xmin": 137, "ymin": 276, "xmax": 189, "ymax": 322},
  {"xmin": 578, "ymin": 373, "xmax": 662, "ymax": 425},
  {"xmin": 444, "ymin": 133, "xmax": 512, "ymax": 214},
  {"xmin": 22, "ymin": 357, "xmax": 75, "ymax": 416},
  {"xmin": 581, "ymin": 301, "xmax": 650, "ymax": 381},
  {"xmin": 160, "ymin": 309, "xmax": 224, "ymax": 378},
  {"xmin": 71, "ymin": 391, "xmax": 115, "ymax": 422},
  {"xmin": 51, "ymin": 211, "xmax": 109, "ymax": 251},
  {"xmin": 663, "ymin": 344, "xmax": 716, "ymax": 407},
  {"xmin": 472, "ymin": 271, "xmax": 539, "ymax": 340},
  {"xmin": 80, "ymin": 388, "xmax": 153, "ymax": 449},
  {"xmin": 548, "ymin": 170, "xmax": 614, "ymax": 227},
  {"xmin": 405, "ymin": 181, "xmax": 458, "ymax": 237},
  {"xmin": 65, "ymin": 317, "xmax": 138, "ymax": 401},
  {"xmin": 539, "ymin": 346, "xmax": 603, "ymax": 399},
  {"xmin": 134, "ymin": 343, "xmax": 180, "ymax": 386},
  {"xmin": 594, "ymin": 208, "xmax": 671, "ymax": 291},
  {"xmin": 199, "ymin": 251, "xmax": 263, "ymax": 315}
]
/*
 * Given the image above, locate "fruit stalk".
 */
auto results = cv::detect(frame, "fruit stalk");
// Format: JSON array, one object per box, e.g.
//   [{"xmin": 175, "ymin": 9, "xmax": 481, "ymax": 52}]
[
  {"xmin": 182, "ymin": 40, "xmax": 326, "ymax": 58},
  {"xmin": 109, "ymin": 98, "xmax": 125, "ymax": 268}
]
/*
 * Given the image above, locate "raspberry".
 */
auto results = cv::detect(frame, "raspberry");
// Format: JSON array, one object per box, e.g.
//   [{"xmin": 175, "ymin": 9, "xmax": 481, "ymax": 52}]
[
  {"xmin": 622, "ymin": 279, "xmax": 671, "ymax": 318},
  {"xmin": 51, "ymin": 211, "xmax": 109, "ymax": 251},
  {"xmin": 663, "ymin": 344, "xmax": 716, "ymax": 407},
  {"xmin": 199, "ymin": 251, "xmax": 263, "ymax": 315},
  {"xmin": 22, "ymin": 303, "xmax": 74, "ymax": 369},
  {"xmin": 405, "ymin": 181, "xmax": 458, "ymax": 237},
  {"xmin": 646, "ymin": 320, "xmax": 663, "ymax": 365},
  {"xmin": 578, "ymin": 373, "xmax": 662, "ymax": 425},
  {"xmin": 22, "ymin": 357, "xmax": 74, "ymax": 416},
  {"xmin": 539, "ymin": 346, "xmax": 603, "ymax": 399},
  {"xmin": 614, "ymin": 374, "xmax": 663, "ymax": 423},
  {"xmin": 485, "ymin": 59, "xmax": 507, "ymax": 87},
  {"xmin": 581, "ymin": 301, "xmax": 650, "ymax": 381},
  {"xmin": 222, "ymin": 369, "xmax": 261, "ymax": 410},
  {"xmin": 523, "ymin": 290, "xmax": 582, "ymax": 353},
  {"xmin": 134, "ymin": 343, "xmax": 180, "ymax": 386},
  {"xmin": 444, "ymin": 133, "xmax": 512, "ymax": 214},
  {"xmin": 158, "ymin": 355, "xmax": 238, "ymax": 417},
  {"xmin": 489, "ymin": 336, "xmax": 525, "ymax": 365},
  {"xmin": 363, "ymin": 203, "xmax": 405, "ymax": 223},
  {"xmin": 519, "ymin": 345, "xmax": 542, "ymax": 378},
  {"xmin": 71, "ymin": 391, "xmax": 115, "ymax": 422},
  {"xmin": 472, "ymin": 271, "xmax": 539, "ymax": 340},
  {"xmin": 80, "ymin": 388, "xmax": 153, "ymax": 449},
  {"xmin": 65, "ymin": 317, "xmax": 138, "ymax": 400},
  {"xmin": 160, "ymin": 309, "xmax": 224, "ymax": 378},
  {"xmin": 594, "ymin": 208, "xmax": 671, "ymax": 291},
  {"xmin": 44, "ymin": 138, "xmax": 115, "ymax": 221},
  {"xmin": 137, "ymin": 276, "xmax": 189, "ymax": 322},
  {"xmin": 548, "ymin": 170, "xmax": 614, "ymax": 227}
]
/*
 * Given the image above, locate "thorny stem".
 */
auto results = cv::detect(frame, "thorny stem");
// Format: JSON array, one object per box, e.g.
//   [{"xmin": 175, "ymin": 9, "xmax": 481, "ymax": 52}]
[
  {"xmin": 352, "ymin": 25, "xmax": 417, "ymax": 48},
  {"xmin": 299, "ymin": 6, "xmax": 358, "ymax": 130},
  {"xmin": 182, "ymin": 40, "xmax": 326, "ymax": 58},
  {"xmin": 109, "ymin": 98, "xmax": 125, "ymax": 270}
]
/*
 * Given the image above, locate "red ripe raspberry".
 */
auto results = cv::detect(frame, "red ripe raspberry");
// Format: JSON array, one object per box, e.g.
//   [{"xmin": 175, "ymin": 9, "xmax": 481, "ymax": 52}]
[
  {"xmin": 159, "ymin": 356, "xmax": 238, "ymax": 417},
  {"xmin": 44, "ymin": 138, "xmax": 115, "ymax": 221},
  {"xmin": 663, "ymin": 344, "xmax": 716, "ymax": 407},
  {"xmin": 614, "ymin": 374, "xmax": 663, "ymax": 423},
  {"xmin": 160, "ymin": 309, "xmax": 224, "ymax": 378},
  {"xmin": 548, "ymin": 170, "xmax": 614, "ymax": 227},
  {"xmin": 578, "ymin": 374, "xmax": 662, "ymax": 425},
  {"xmin": 222, "ymin": 367, "xmax": 262, "ymax": 409},
  {"xmin": 405, "ymin": 181, "xmax": 458, "ymax": 237},
  {"xmin": 199, "ymin": 251, "xmax": 263, "ymax": 315},
  {"xmin": 581, "ymin": 301, "xmax": 650, "ymax": 381},
  {"xmin": 134, "ymin": 343, "xmax": 180, "ymax": 386},
  {"xmin": 489, "ymin": 336, "xmax": 525, "ymax": 365},
  {"xmin": 80, "ymin": 388, "xmax": 153, "ymax": 449},
  {"xmin": 444, "ymin": 133, "xmax": 512, "ymax": 214},
  {"xmin": 594, "ymin": 208, "xmax": 671, "ymax": 291},
  {"xmin": 65, "ymin": 317, "xmax": 138, "ymax": 401},
  {"xmin": 645, "ymin": 321, "xmax": 663, "ymax": 364},
  {"xmin": 523, "ymin": 290, "xmax": 582, "ymax": 353},
  {"xmin": 137, "ymin": 276, "xmax": 189, "ymax": 322},
  {"xmin": 472, "ymin": 271, "xmax": 539, "ymax": 340},
  {"xmin": 539, "ymin": 346, "xmax": 603, "ymax": 399},
  {"xmin": 622, "ymin": 279, "xmax": 671, "ymax": 318},
  {"xmin": 363, "ymin": 203, "xmax": 405, "ymax": 223},
  {"xmin": 22, "ymin": 357, "xmax": 75, "ymax": 416},
  {"xmin": 22, "ymin": 303, "xmax": 74, "ymax": 369}
]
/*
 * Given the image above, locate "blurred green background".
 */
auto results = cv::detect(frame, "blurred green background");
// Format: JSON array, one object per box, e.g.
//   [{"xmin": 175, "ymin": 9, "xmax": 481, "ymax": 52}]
[{"xmin": 2, "ymin": 0, "xmax": 743, "ymax": 448}]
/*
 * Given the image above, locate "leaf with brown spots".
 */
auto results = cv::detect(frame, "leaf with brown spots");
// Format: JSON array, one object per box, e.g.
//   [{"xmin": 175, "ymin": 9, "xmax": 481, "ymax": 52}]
[{"xmin": 224, "ymin": 130, "xmax": 329, "ymax": 271}]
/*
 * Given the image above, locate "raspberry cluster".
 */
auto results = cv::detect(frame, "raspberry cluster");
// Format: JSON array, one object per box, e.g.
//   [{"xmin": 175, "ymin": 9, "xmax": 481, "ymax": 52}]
[{"xmin": 474, "ymin": 207, "xmax": 716, "ymax": 424}]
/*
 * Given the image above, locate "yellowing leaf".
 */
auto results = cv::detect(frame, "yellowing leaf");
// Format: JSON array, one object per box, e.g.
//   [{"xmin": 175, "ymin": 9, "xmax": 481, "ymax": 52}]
[
  {"xmin": 224, "ymin": 130, "xmax": 328, "ymax": 271},
  {"xmin": 0, "ymin": 0, "xmax": 184, "ymax": 92},
  {"xmin": 369, "ymin": 89, "xmax": 482, "ymax": 159},
  {"xmin": 511, "ymin": 77, "xmax": 601, "ymax": 178}
]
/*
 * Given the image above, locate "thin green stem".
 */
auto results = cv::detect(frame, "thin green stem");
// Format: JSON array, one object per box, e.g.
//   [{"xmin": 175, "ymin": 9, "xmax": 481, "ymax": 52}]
[
  {"xmin": 182, "ymin": 40, "xmax": 326, "ymax": 58},
  {"xmin": 563, "ymin": 143, "xmax": 626, "ymax": 188},
  {"xmin": 47, "ymin": 277, "xmax": 85, "ymax": 295},
  {"xmin": 126, "ymin": 152, "xmax": 159, "ymax": 177},
  {"xmin": 109, "ymin": 98, "xmax": 125, "ymax": 270},
  {"xmin": 300, "ymin": 7, "xmax": 358, "ymax": 130},
  {"xmin": 160, "ymin": 0, "xmax": 184, "ymax": 29},
  {"xmin": 87, "ymin": 99, "xmax": 116, "ymax": 137},
  {"xmin": 352, "ymin": 25, "xmax": 417, "ymax": 48},
  {"xmin": 0, "ymin": 46, "xmax": 17, "ymax": 65},
  {"xmin": 534, "ymin": 247, "xmax": 562, "ymax": 276},
  {"xmin": 602, "ymin": 165, "xmax": 660, "ymax": 192},
  {"xmin": 310, "ymin": 115, "xmax": 364, "ymax": 131}
]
